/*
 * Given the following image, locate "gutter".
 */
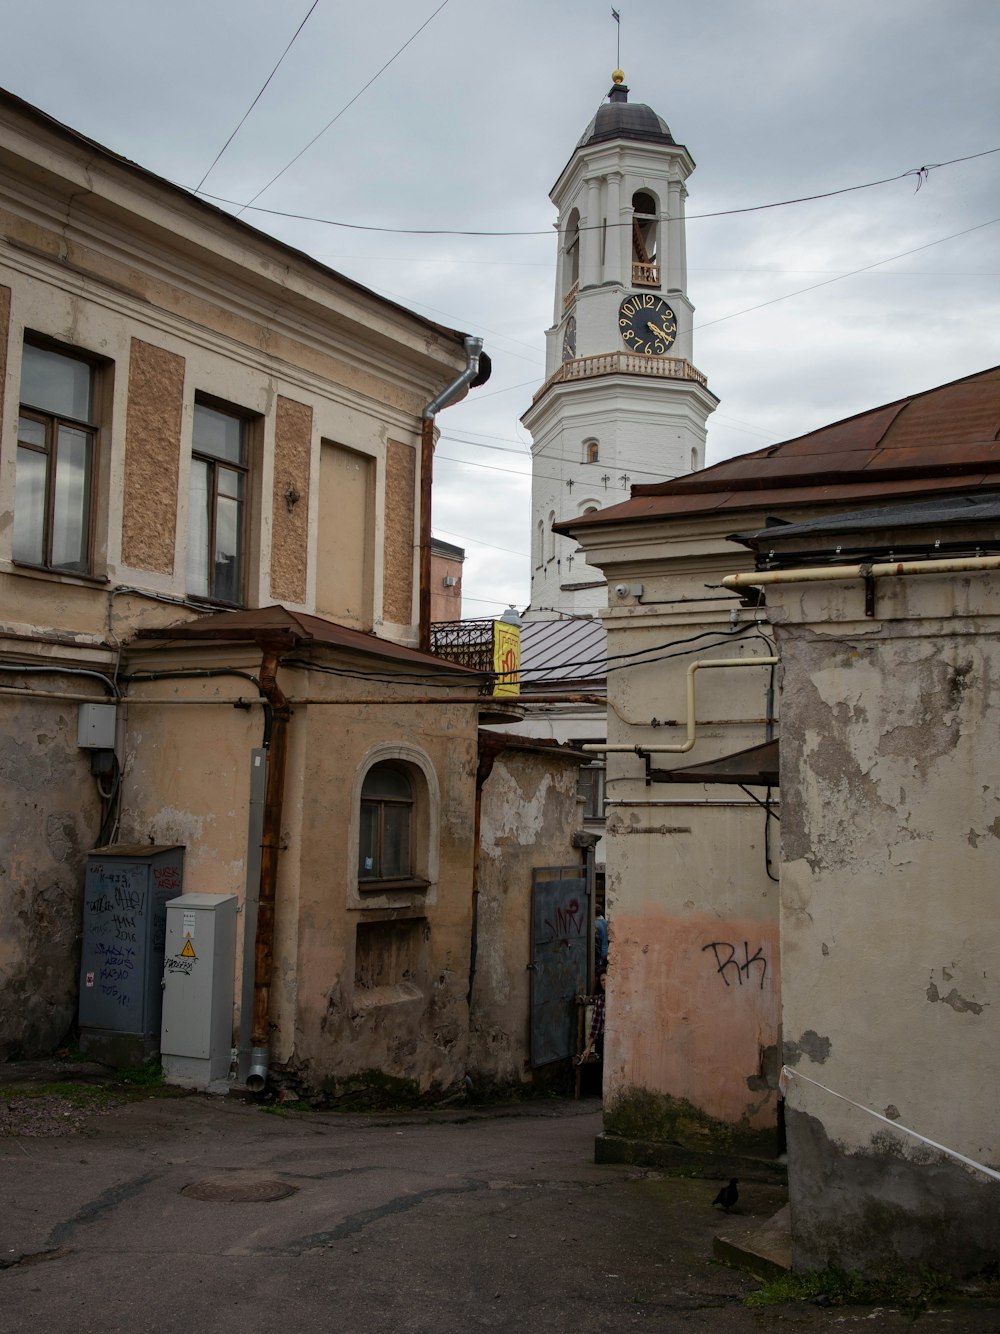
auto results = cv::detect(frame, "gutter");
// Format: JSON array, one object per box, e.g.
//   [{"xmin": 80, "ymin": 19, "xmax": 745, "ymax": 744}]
[
  {"xmin": 419, "ymin": 336, "xmax": 486, "ymax": 652},
  {"xmin": 723, "ymin": 554, "xmax": 1000, "ymax": 588}
]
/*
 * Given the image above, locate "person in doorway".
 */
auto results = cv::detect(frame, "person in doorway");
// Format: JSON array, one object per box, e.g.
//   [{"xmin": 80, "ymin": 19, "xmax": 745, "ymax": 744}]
[
  {"xmin": 594, "ymin": 908, "xmax": 609, "ymax": 972},
  {"xmin": 580, "ymin": 969, "xmax": 607, "ymax": 1063}
]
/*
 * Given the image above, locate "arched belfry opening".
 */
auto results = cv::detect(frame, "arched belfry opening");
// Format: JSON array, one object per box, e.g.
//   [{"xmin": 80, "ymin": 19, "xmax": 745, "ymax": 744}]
[
  {"xmin": 562, "ymin": 208, "xmax": 581, "ymax": 304},
  {"xmin": 632, "ymin": 190, "xmax": 659, "ymax": 288}
]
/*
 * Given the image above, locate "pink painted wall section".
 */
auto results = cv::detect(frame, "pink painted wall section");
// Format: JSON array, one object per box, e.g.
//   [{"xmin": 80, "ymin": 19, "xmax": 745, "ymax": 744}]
[{"xmin": 607, "ymin": 905, "xmax": 780, "ymax": 1129}]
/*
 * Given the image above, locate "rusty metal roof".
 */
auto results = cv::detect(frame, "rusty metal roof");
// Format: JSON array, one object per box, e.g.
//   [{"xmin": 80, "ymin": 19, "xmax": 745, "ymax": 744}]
[
  {"xmin": 557, "ymin": 365, "xmax": 1000, "ymax": 533},
  {"xmin": 133, "ymin": 605, "xmax": 483, "ymax": 674}
]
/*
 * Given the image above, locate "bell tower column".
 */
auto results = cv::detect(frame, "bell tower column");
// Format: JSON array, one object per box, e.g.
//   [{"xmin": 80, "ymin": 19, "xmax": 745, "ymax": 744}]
[
  {"xmin": 582, "ymin": 176, "xmax": 602, "ymax": 287},
  {"xmin": 605, "ymin": 170, "xmax": 623, "ymax": 286}
]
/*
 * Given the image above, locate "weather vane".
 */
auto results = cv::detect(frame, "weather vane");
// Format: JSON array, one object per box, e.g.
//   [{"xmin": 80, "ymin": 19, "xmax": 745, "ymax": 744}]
[{"xmin": 612, "ymin": 7, "xmax": 621, "ymax": 69}]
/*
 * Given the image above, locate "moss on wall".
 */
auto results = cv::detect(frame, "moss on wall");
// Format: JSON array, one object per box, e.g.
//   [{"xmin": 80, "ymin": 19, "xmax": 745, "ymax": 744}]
[{"xmin": 605, "ymin": 1083, "xmax": 779, "ymax": 1157}]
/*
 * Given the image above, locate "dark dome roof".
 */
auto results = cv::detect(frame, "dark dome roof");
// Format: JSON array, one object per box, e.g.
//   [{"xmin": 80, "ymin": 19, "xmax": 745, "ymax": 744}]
[{"xmin": 577, "ymin": 83, "xmax": 675, "ymax": 149}]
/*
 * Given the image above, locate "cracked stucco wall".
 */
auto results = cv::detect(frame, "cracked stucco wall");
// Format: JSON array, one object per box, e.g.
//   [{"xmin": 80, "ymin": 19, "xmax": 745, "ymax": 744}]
[
  {"xmin": 0, "ymin": 697, "xmax": 99, "ymax": 1058},
  {"xmin": 469, "ymin": 751, "xmax": 583, "ymax": 1087},
  {"xmin": 773, "ymin": 577, "xmax": 1000, "ymax": 1274}
]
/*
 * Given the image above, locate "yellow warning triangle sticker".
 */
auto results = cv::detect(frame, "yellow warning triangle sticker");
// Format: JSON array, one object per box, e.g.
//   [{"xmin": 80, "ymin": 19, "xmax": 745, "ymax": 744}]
[{"xmin": 180, "ymin": 935, "xmax": 197, "ymax": 959}]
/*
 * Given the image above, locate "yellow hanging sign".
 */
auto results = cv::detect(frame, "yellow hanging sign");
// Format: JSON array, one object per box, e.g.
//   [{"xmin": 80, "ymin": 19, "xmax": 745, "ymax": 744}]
[{"xmin": 492, "ymin": 620, "xmax": 520, "ymax": 696}]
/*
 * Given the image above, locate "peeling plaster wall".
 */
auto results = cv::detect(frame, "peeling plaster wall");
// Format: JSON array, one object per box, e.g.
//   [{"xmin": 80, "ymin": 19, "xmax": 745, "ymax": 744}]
[
  {"xmin": 0, "ymin": 695, "xmax": 99, "ymax": 1057},
  {"xmin": 588, "ymin": 554, "xmax": 782, "ymax": 1151},
  {"xmin": 469, "ymin": 751, "xmax": 584, "ymax": 1086},
  {"xmin": 772, "ymin": 575, "xmax": 1000, "ymax": 1274},
  {"xmin": 292, "ymin": 687, "xmax": 479, "ymax": 1095}
]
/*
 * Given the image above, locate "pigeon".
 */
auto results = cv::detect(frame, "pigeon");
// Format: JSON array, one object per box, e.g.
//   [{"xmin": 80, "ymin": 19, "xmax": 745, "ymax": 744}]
[{"xmin": 711, "ymin": 1178, "xmax": 739, "ymax": 1210}]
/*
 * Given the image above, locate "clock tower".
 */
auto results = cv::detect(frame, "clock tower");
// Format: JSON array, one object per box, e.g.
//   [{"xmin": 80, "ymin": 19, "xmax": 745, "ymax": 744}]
[{"xmin": 523, "ymin": 72, "xmax": 717, "ymax": 618}]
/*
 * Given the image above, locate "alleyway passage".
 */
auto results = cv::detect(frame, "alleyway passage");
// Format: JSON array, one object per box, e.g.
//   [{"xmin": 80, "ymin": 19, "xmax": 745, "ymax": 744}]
[{"xmin": 2, "ymin": 1082, "xmax": 998, "ymax": 1331}]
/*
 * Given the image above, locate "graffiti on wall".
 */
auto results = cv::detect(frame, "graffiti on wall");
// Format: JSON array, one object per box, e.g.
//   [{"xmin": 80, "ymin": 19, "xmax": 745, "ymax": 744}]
[{"xmin": 702, "ymin": 940, "xmax": 768, "ymax": 990}]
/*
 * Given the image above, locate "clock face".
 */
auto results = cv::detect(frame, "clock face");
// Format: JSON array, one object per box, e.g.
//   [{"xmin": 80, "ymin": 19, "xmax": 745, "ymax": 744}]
[
  {"xmin": 561, "ymin": 315, "xmax": 577, "ymax": 362},
  {"xmin": 619, "ymin": 295, "xmax": 677, "ymax": 355}
]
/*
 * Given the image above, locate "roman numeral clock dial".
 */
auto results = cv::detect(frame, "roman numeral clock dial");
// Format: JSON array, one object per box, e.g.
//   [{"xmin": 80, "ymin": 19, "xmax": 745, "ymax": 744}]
[{"xmin": 619, "ymin": 294, "xmax": 677, "ymax": 355}]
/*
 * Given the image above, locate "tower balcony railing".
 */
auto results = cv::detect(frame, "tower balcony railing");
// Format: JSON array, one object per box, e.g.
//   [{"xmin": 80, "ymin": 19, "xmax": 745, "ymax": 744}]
[
  {"xmin": 562, "ymin": 280, "xmax": 580, "ymax": 311},
  {"xmin": 631, "ymin": 261, "xmax": 660, "ymax": 288},
  {"xmin": 532, "ymin": 351, "xmax": 707, "ymax": 402}
]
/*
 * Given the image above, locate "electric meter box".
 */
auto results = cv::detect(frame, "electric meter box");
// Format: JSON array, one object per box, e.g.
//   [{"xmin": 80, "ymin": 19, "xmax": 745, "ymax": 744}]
[
  {"xmin": 78, "ymin": 845, "xmax": 184, "ymax": 1066},
  {"xmin": 160, "ymin": 893, "xmax": 237, "ymax": 1088}
]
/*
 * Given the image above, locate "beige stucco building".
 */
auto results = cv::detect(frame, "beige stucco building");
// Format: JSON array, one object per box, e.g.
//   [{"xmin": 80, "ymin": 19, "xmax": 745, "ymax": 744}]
[
  {"xmin": 562, "ymin": 364, "xmax": 1000, "ymax": 1271},
  {"xmin": 0, "ymin": 86, "xmax": 500, "ymax": 1095}
]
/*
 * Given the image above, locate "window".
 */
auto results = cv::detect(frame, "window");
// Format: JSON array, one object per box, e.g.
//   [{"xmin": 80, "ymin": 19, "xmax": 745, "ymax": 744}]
[
  {"xmin": 359, "ymin": 762, "xmax": 415, "ymax": 883},
  {"xmin": 187, "ymin": 399, "xmax": 249, "ymax": 604},
  {"xmin": 584, "ymin": 439, "xmax": 599, "ymax": 464},
  {"xmin": 15, "ymin": 341, "xmax": 98, "ymax": 572},
  {"xmin": 578, "ymin": 760, "xmax": 606, "ymax": 820}
]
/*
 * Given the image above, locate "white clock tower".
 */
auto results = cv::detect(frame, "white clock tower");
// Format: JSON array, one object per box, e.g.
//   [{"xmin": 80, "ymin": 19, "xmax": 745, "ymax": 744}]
[{"xmin": 523, "ymin": 72, "xmax": 718, "ymax": 618}]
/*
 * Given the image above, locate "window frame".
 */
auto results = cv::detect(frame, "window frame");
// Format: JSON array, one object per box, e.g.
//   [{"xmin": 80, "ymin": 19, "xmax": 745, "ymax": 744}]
[
  {"xmin": 14, "ymin": 338, "xmax": 102, "ymax": 576},
  {"xmin": 187, "ymin": 394, "xmax": 254, "ymax": 607},
  {"xmin": 358, "ymin": 762, "xmax": 418, "ymax": 886},
  {"xmin": 349, "ymin": 744, "xmax": 440, "ymax": 906}
]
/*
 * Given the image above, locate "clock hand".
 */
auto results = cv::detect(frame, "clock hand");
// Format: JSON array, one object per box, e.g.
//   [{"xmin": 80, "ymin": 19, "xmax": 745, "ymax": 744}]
[{"xmin": 648, "ymin": 321, "xmax": 673, "ymax": 342}]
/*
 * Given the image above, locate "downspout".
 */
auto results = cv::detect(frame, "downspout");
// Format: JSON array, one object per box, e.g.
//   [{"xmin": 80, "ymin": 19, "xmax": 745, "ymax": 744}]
[
  {"xmin": 419, "ymin": 335, "xmax": 485, "ymax": 652},
  {"xmin": 246, "ymin": 647, "xmax": 292, "ymax": 1092}
]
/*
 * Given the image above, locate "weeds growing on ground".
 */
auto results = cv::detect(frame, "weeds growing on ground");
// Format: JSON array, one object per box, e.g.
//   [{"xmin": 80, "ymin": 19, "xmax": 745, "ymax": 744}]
[{"xmin": 746, "ymin": 1264, "xmax": 956, "ymax": 1317}]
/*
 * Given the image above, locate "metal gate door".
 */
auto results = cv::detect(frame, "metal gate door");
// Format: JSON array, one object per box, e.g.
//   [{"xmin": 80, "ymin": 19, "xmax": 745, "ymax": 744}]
[{"xmin": 529, "ymin": 867, "xmax": 588, "ymax": 1067}]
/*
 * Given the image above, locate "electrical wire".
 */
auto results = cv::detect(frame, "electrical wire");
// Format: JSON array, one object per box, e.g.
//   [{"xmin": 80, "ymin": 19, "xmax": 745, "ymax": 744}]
[
  {"xmin": 233, "ymin": 0, "xmax": 451, "ymax": 216},
  {"xmin": 195, "ymin": 0, "xmax": 321, "ymax": 192},
  {"xmin": 196, "ymin": 145, "xmax": 1000, "ymax": 234}
]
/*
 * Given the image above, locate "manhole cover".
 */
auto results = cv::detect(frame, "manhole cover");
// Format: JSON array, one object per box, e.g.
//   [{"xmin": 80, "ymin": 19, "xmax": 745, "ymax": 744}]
[{"xmin": 181, "ymin": 1173, "xmax": 298, "ymax": 1203}]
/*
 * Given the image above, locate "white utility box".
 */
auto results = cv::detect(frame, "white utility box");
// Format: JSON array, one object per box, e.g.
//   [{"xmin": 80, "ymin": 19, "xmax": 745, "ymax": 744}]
[{"xmin": 160, "ymin": 893, "xmax": 237, "ymax": 1089}]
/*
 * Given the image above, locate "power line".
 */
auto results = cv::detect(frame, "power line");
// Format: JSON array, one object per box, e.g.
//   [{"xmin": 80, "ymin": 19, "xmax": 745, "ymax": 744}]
[
  {"xmin": 233, "ymin": 0, "xmax": 451, "ymax": 216},
  {"xmin": 195, "ymin": 0, "xmax": 321, "ymax": 193},
  {"xmin": 195, "ymin": 145, "xmax": 1000, "ymax": 235},
  {"xmin": 694, "ymin": 215, "xmax": 1000, "ymax": 334}
]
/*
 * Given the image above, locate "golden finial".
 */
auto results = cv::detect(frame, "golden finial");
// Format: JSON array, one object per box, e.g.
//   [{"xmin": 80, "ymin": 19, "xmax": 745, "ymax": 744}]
[{"xmin": 612, "ymin": 69, "xmax": 625, "ymax": 84}]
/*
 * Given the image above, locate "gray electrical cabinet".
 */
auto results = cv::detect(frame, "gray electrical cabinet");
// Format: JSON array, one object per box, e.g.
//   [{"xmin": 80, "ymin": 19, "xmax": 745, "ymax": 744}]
[
  {"xmin": 160, "ymin": 893, "xmax": 238, "ymax": 1089},
  {"xmin": 78, "ymin": 845, "xmax": 184, "ymax": 1066}
]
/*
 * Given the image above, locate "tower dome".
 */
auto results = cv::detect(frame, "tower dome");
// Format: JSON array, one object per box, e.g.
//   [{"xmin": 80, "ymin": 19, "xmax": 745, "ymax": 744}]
[{"xmin": 576, "ymin": 78, "xmax": 676, "ymax": 149}]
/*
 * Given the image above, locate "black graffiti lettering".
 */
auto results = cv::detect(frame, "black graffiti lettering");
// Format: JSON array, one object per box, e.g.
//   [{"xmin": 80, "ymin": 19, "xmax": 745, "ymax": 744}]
[{"xmin": 702, "ymin": 941, "xmax": 768, "ymax": 990}]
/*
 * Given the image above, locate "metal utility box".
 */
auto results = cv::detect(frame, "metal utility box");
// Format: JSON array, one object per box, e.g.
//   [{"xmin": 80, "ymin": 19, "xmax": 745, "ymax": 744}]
[
  {"xmin": 78, "ymin": 845, "xmax": 184, "ymax": 1066},
  {"xmin": 161, "ymin": 893, "xmax": 237, "ymax": 1089}
]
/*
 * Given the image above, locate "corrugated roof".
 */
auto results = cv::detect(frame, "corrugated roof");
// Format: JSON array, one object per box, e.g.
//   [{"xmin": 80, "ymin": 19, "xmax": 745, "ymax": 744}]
[
  {"xmin": 518, "ymin": 618, "xmax": 607, "ymax": 687},
  {"xmin": 133, "ymin": 605, "xmax": 483, "ymax": 674},
  {"xmin": 557, "ymin": 365, "xmax": 1000, "ymax": 533}
]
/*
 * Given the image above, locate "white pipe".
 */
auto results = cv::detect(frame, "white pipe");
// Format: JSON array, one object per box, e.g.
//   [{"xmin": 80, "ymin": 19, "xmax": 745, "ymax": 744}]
[
  {"xmin": 723, "ymin": 554, "xmax": 1000, "ymax": 590},
  {"xmin": 583, "ymin": 655, "xmax": 778, "ymax": 754}
]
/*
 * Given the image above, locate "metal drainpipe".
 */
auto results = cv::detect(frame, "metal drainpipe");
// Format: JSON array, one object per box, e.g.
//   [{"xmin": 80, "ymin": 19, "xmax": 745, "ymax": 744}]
[
  {"xmin": 246, "ymin": 647, "xmax": 292, "ymax": 1093},
  {"xmin": 419, "ymin": 336, "xmax": 484, "ymax": 652}
]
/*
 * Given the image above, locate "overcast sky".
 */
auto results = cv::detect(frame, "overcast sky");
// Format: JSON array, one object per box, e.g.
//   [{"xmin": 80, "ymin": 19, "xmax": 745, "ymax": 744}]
[{"xmin": 2, "ymin": 1, "xmax": 998, "ymax": 616}]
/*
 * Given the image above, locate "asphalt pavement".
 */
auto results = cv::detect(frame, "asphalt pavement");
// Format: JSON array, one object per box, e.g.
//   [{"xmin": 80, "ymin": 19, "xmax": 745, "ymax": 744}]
[{"xmin": 2, "ymin": 1073, "xmax": 999, "ymax": 1332}]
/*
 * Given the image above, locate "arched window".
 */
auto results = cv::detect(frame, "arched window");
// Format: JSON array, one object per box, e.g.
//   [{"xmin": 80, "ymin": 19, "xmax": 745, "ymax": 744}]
[
  {"xmin": 359, "ymin": 763, "xmax": 413, "ymax": 881},
  {"xmin": 349, "ymin": 744, "xmax": 440, "ymax": 907},
  {"xmin": 579, "ymin": 499, "xmax": 600, "ymax": 516},
  {"xmin": 631, "ymin": 190, "xmax": 659, "ymax": 288},
  {"xmin": 562, "ymin": 209, "xmax": 581, "ymax": 302},
  {"xmin": 583, "ymin": 439, "xmax": 599, "ymax": 464},
  {"xmin": 690, "ymin": 447, "xmax": 699, "ymax": 472},
  {"xmin": 535, "ymin": 518, "xmax": 544, "ymax": 568},
  {"xmin": 547, "ymin": 510, "xmax": 556, "ymax": 562}
]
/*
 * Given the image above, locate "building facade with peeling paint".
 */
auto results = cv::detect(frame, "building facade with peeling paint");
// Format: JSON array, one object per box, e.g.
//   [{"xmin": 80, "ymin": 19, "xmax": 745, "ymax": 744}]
[
  {"xmin": 0, "ymin": 86, "xmax": 497, "ymax": 1096},
  {"xmin": 561, "ymin": 364, "xmax": 1000, "ymax": 1271}
]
